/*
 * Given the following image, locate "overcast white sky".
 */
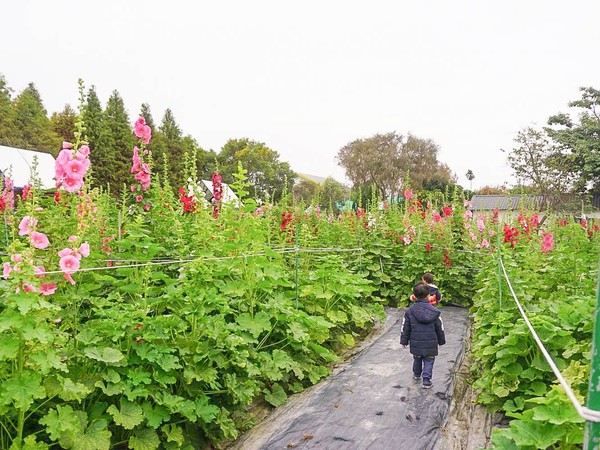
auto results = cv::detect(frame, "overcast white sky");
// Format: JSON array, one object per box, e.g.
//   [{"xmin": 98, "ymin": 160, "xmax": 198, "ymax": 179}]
[{"xmin": 2, "ymin": 0, "xmax": 599, "ymax": 190}]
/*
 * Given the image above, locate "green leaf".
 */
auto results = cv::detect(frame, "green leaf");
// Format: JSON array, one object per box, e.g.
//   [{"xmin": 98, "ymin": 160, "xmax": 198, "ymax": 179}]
[
  {"xmin": 129, "ymin": 427, "xmax": 160, "ymax": 450},
  {"xmin": 264, "ymin": 383, "xmax": 287, "ymax": 407},
  {"xmin": 85, "ymin": 347, "xmax": 125, "ymax": 364},
  {"xmin": 0, "ymin": 334, "xmax": 19, "ymax": 360},
  {"xmin": 40, "ymin": 405, "xmax": 80, "ymax": 441},
  {"xmin": 142, "ymin": 401, "xmax": 170, "ymax": 428},
  {"xmin": 161, "ymin": 424, "xmax": 184, "ymax": 445},
  {"xmin": 70, "ymin": 420, "xmax": 111, "ymax": 450},
  {"xmin": 14, "ymin": 435, "xmax": 50, "ymax": 450},
  {"xmin": 509, "ymin": 419, "xmax": 565, "ymax": 448},
  {"xmin": 235, "ymin": 311, "xmax": 272, "ymax": 338},
  {"xmin": 60, "ymin": 378, "xmax": 92, "ymax": 401},
  {"xmin": 107, "ymin": 400, "xmax": 144, "ymax": 430},
  {"xmin": 0, "ymin": 371, "xmax": 46, "ymax": 410}
]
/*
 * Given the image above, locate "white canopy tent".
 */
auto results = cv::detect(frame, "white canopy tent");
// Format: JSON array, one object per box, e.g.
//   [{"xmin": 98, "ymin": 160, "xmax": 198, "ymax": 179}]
[{"xmin": 0, "ymin": 145, "xmax": 56, "ymax": 189}]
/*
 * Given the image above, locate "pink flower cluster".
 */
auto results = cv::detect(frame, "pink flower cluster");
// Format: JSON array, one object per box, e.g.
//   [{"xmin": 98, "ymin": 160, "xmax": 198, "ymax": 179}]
[
  {"xmin": 55, "ymin": 141, "xmax": 91, "ymax": 193},
  {"xmin": 134, "ymin": 116, "xmax": 152, "ymax": 144},
  {"xmin": 130, "ymin": 117, "xmax": 152, "ymax": 211},
  {"xmin": 131, "ymin": 147, "xmax": 151, "ymax": 191},
  {"xmin": 18, "ymin": 215, "xmax": 50, "ymax": 249},
  {"xmin": 212, "ymin": 172, "xmax": 223, "ymax": 218},
  {"xmin": 58, "ymin": 239, "xmax": 90, "ymax": 285},
  {"xmin": 541, "ymin": 231, "xmax": 554, "ymax": 254},
  {"xmin": 0, "ymin": 177, "xmax": 14, "ymax": 211}
]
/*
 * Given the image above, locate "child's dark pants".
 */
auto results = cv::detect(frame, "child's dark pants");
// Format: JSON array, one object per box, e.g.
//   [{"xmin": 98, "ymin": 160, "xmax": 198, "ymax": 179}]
[{"xmin": 412, "ymin": 355, "xmax": 435, "ymax": 380}]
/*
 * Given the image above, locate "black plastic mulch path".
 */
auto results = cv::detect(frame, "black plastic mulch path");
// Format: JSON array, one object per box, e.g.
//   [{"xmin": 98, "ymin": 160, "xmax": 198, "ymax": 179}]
[{"xmin": 230, "ymin": 305, "xmax": 469, "ymax": 450}]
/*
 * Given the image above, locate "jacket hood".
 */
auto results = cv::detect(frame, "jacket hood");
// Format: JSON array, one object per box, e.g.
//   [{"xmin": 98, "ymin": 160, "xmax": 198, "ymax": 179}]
[{"xmin": 411, "ymin": 301, "xmax": 440, "ymax": 324}]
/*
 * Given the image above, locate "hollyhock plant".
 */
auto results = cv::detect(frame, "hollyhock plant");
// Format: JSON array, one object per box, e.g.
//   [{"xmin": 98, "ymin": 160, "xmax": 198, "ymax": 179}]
[
  {"xmin": 19, "ymin": 216, "xmax": 37, "ymax": 236},
  {"xmin": 0, "ymin": 176, "xmax": 14, "ymax": 211},
  {"xmin": 212, "ymin": 172, "xmax": 223, "ymax": 218},
  {"xmin": 541, "ymin": 231, "xmax": 554, "ymax": 254},
  {"xmin": 404, "ymin": 189, "xmax": 414, "ymax": 200},
  {"xmin": 134, "ymin": 116, "xmax": 152, "ymax": 144},
  {"xmin": 40, "ymin": 283, "xmax": 58, "ymax": 296},
  {"xmin": 55, "ymin": 141, "xmax": 91, "ymax": 193},
  {"xmin": 30, "ymin": 231, "xmax": 50, "ymax": 250}
]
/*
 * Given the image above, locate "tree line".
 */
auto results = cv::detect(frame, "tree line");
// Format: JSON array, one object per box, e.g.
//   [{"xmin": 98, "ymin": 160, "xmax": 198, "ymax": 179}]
[
  {"xmin": 0, "ymin": 75, "xmax": 297, "ymax": 202},
  {"xmin": 507, "ymin": 87, "xmax": 600, "ymax": 197},
  {"xmin": 0, "ymin": 74, "xmax": 468, "ymax": 208}
]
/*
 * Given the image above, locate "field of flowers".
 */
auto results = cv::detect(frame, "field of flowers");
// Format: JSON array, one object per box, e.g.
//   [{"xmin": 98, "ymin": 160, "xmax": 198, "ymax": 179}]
[{"xmin": 0, "ymin": 116, "xmax": 597, "ymax": 449}]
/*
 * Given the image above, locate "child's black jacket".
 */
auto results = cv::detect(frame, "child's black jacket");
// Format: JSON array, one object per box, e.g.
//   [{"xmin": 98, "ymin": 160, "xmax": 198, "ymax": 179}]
[{"xmin": 400, "ymin": 299, "xmax": 446, "ymax": 356}]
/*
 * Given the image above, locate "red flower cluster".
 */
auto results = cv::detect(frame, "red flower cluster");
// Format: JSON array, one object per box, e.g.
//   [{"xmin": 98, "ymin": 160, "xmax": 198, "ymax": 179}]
[
  {"xmin": 517, "ymin": 212, "xmax": 539, "ymax": 235},
  {"xmin": 212, "ymin": 173, "xmax": 223, "ymax": 218},
  {"xmin": 280, "ymin": 211, "xmax": 293, "ymax": 231},
  {"xmin": 443, "ymin": 253, "xmax": 451, "ymax": 267},
  {"xmin": 442, "ymin": 205, "xmax": 453, "ymax": 217},
  {"xmin": 503, "ymin": 224, "xmax": 519, "ymax": 247},
  {"xmin": 178, "ymin": 188, "xmax": 197, "ymax": 212}
]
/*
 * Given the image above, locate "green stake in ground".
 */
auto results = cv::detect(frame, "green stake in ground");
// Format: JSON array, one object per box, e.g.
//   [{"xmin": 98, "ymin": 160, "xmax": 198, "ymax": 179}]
[{"xmin": 585, "ymin": 256, "xmax": 600, "ymax": 448}]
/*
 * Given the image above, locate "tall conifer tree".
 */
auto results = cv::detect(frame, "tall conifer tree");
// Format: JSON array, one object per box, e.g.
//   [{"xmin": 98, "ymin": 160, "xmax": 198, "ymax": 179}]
[
  {"xmin": 94, "ymin": 90, "xmax": 135, "ymax": 192},
  {"xmin": 0, "ymin": 75, "xmax": 19, "ymax": 147}
]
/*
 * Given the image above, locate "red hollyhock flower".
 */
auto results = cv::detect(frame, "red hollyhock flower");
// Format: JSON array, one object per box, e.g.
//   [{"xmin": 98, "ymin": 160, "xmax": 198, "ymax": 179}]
[{"xmin": 425, "ymin": 243, "xmax": 433, "ymax": 251}]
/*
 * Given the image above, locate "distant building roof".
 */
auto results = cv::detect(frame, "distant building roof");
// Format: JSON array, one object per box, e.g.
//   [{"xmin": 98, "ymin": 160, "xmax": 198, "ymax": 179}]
[
  {"xmin": 0, "ymin": 145, "xmax": 56, "ymax": 189},
  {"xmin": 470, "ymin": 195, "xmax": 546, "ymax": 211},
  {"xmin": 296, "ymin": 173, "xmax": 328, "ymax": 185}
]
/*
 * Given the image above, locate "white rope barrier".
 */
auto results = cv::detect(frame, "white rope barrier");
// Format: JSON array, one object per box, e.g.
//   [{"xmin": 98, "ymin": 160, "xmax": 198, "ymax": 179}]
[
  {"xmin": 37, "ymin": 246, "xmax": 364, "ymax": 276},
  {"xmin": 499, "ymin": 258, "xmax": 600, "ymax": 422}
]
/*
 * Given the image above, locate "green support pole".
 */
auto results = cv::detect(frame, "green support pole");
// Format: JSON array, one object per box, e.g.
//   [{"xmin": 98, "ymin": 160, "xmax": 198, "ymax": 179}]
[
  {"xmin": 496, "ymin": 226, "xmax": 502, "ymax": 310},
  {"xmin": 585, "ymin": 257, "xmax": 600, "ymax": 448}
]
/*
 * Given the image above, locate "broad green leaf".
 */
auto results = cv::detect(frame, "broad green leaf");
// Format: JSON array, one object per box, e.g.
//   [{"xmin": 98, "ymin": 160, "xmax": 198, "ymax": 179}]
[
  {"xmin": 235, "ymin": 312, "xmax": 271, "ymax": 338},
  {"xmin": 107, "ymin": 400, "xmax": 144, "ymax": 430},
  {"xmin": 509, "ymin": 419, "xmax": 565, "ymax": 448},
  {"xmin": 161, "ymin": 424, "xmax": 184, "ymax": 445},
  {"xmin": 0, "ymin": 371, "xmax": 46, "ymax": 410},
  {"xmin": 85, "ymin": 347, "xmax": 125, "ymax": 364},
  {"xmin": 142, "ymin": 401, "xmax": 170, "ymax": 428},
  {"xmin": 70, "ymin": 420, "xmax": 111, "ymax": 450},
  {"xmin": 15, "ymin": 435, "xmax": 50, "ymax": 450},
  {"xmin": 264, "ymin": 383, "xmax": 287, "ymax": 407},
  {"xmin": 60, "ymin": 378, "xmax": 92, "ymax": 401},
  {"xmin": 0, "ymin": 334, "xmax": 19, "ymax": 360},
  {"xmin": 39, "ymin": 405, "xmax": 80, "ymax": 441},
  {"xmin": 129, "ymin": 428, "xmax": 160, "ymax": 450}
]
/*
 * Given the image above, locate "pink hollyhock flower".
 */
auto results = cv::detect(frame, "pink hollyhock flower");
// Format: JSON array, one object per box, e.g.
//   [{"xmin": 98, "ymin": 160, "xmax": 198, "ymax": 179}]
[
  {"xmin": 131, "ymin": 147, "xmax": 141, "ymax": 173},
  {"xmin": 3, "ymin": 262, "xmax": 11, "ymax": 279},
  {"xmin": 144, "ymin": 204, "xmax": 151, "ymax": 211},
  {"xmin": 19, "ymin": 216, "xmax": 37, "ymax": 236},
  {"xmin": 62, "ymin": 175, "xmax": 84, "ymax": 193},
  {"xmin": 22, "ymin": 184, "xmax": 32, "ymax": 200},
  {"xmin": 136, "ymin": 195, "xmax": 143, "ymax": 202},
  {"xmin": 76, "ymin": 145, "xmax": 90, "ymax": 157},
  {"xmin": 23, "ymin": 283, "xmax": 37, "ymax": 293},
  {"xmin": 64, "ymin": 159, "xmax": 86, "ymax": 179},
  {"xmin": 60, "ymin": 254, "xmax": 80, "ymax": 274},
  {"xmin": 464, "ymin": 200, "xmax": 472, "ymax": 208},
  {"xmin": 254, "ymin": 206, "xmax": 264, "ymax": 216},
  {"xmin": 481, "ymin": 239, "xmax": 490, "ymax": 248},
  {"xmin": 79, "ymin": 242, "xmax": 90, "ymax": 257},
  {"xmin": 130, "ymin": 185, "xmax": 137, "ymax": 192},
  {"xmin": 11, "ymin": 254, "xmax": 22, "ymax": 263},
  {"xmin": 541, "ymin": 231, "xmax": 554, "ymax": 254},
  {"xmin": 404, "ymin": 189, "xmax": 414, "ymax": 200},
  {"xmin": 40, "ymin": 283, "xmax": 58, "ymax": 296},
  {"xmin": 477, "ymin": 217, "xmax": 485, "ymax": 233},
  {"xmin": 442, "ymin": 205, "xmax": 453, "ymax": 217},
  {"xmin": 134, "ymin": 117, "xmax": 152, "ymax": 144},
  {"xmin": 54, "ymin": 318, "xmax": 62, "ymax": 324},
  {"xmin": 30, "ymin": 231, "xmax": 50, "ymax": 249},
  {"xmin": 64, "ymin": 272, "xmax": 76, "ymax": 285},
  {"xmin": 68, "ymin": 235, "xmax": 78, "ymax": 242},
  {"xmin": 58, "ymin": 248, "xmax": 73, "ymax": 258},
  {"xmin": 462, "ymin": 210, "xmax": 473, "ymax": 220},
  {"xmin": 34, "ymin": 266, "xmax": 46, "ymax": 277},
  {"xmin": 62, "ymin": 141, "xmax": 73, "ymax": 149},
  {"xmin": 432, "ymin": 213, "xmax": 442, "ymax": 223}
]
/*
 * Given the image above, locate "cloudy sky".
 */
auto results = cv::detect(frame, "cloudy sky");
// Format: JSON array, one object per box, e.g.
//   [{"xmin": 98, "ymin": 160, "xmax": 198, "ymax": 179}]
[{"xmin": 2, "ymin": 0, "xmax": 599, "ymax": 190}]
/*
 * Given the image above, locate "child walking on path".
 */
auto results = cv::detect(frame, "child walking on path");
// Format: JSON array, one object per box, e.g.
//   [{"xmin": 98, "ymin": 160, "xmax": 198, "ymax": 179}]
[
  {"xmin": 401, "ymin": 282, "xmax": 446, "ymax": 388},
  {"xmin": 422, "ymin": 272, "xmax": 442, "ymax": 305}
]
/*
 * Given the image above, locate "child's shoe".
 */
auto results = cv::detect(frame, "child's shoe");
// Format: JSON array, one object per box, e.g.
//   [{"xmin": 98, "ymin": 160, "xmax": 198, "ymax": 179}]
[
  {"xmin": 413, "ymin": 374, "xmax": 421, "ymax": 380},
  {"xmin": 422, "ymin": 379, "xmax": 433, "ymax": 389}
]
